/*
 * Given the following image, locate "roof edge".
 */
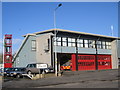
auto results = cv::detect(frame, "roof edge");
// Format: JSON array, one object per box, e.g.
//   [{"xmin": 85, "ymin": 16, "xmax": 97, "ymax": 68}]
[{"xmin": 22, "ymin": 28, "xmax": 118, "ymax": 39}]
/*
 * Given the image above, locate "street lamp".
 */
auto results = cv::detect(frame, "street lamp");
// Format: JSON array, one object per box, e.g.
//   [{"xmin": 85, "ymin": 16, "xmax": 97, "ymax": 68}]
[
  {"xmin": 54, "ymin": 4, "xmax": 62, "ymax": 76},
  {"xmin": 54, "ymin": 3, "xmax": 62, "ymax": 29},
  {"xmin": 76, "ymin": 35, "xmax": 81, "ymax": 71},
  {"xmin": 95, "ymin": 37, "xmax": 100, "ymax": 70}
]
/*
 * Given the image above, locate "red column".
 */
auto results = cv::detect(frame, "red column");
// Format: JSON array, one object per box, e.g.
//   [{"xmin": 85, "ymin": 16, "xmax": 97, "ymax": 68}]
[{"xmin": 71, "ymin": 54, "xmax": 76, "ymax": 71}]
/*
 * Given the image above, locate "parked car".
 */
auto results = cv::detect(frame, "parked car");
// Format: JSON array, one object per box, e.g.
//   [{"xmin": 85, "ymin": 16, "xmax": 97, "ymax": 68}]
[
  {"xmin": 44, "ymin": 66, "xmax": 54, "ymax": 73},
  {"xmin": 4, "ymin": 68, "xmax": 13, "ymax": 76},
  {"xmin": 25, "ymin": 63, "xmax": 54, "ymax": 74},
  {"xmin": 0, "ymin": 68, "xmax": 3, "ymax": 76},
  {"xmin": 8, "ymin": 67, "xmax": 26, "ymax": 78}
]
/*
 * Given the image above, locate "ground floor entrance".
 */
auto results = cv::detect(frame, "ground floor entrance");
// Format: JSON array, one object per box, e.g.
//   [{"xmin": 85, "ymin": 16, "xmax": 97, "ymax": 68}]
[
  {"xmin": 71, "ymin": 54, "xmax": 112, "ymax": 71},
  {"xmin": 57, "ymin": 53, "xmax": 112, "ymax": 71}
]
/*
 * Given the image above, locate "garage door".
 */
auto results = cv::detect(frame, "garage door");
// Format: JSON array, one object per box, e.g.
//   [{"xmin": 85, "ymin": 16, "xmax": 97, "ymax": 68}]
[
  {"xmin": 77, "ymin": 55, "xmax": 96, "ymax": 70},
  {"xmin": 71, "ymin": 54, "xmax": 96, "ymax": 71},
  {"xmin": 98, "ymin": 55, "xmax": 112, "ymax": 70},
  {"xmin": 71, "ymin": 54, "xmax": 112, "ymax": 71}
]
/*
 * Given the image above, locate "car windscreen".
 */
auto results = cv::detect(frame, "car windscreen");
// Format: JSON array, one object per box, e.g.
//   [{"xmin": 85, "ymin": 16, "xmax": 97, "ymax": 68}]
[{"xmin": 4, "ymin": 68, "xmax": 13, "ymax": 71}]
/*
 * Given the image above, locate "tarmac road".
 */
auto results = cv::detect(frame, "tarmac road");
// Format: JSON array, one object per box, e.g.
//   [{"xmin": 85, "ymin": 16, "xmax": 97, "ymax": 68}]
[
  {"xmin": 36, "ymin": 80, "xmax": 118, "ymax": 88},
  {"xmin": 2, "ymin": 69, "xmax": 119, "ymax": 88}
]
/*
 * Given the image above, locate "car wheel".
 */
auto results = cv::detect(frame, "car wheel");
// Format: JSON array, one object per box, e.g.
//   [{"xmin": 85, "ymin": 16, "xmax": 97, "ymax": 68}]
[
  {"xmin": 27, "ymin": 71, "xmax": 32, "ymax": 75},
  {"xmin": 44, "ymin": 70, "xmax": 48, "ymax": 74},
  {"xmin": 16, "ymin": 74, "xmax": 21, "ymax": 78}
]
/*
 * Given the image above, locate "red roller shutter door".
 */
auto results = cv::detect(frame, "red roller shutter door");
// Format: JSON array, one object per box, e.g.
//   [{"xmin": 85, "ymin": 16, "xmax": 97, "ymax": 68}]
[
  {"xmin": 71, "ymin": 54, "xmax": 112, "ymax": 71},
  {"xmin": 78, "ymin": 55, "xmax": 96, "ymax": 70},
  {"xmin": 98, "ymin": 55, "xmax": 112, "ymax": 70},
  {"xmin": 71, "ymin": 54, "xmax": 96, "ymax": 71}
]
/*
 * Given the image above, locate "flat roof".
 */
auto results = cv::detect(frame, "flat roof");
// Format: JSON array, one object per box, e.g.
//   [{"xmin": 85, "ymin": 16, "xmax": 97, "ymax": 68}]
[{"xmin": 23, "ymin": 28, "xmax": 118, "ymax": 39}]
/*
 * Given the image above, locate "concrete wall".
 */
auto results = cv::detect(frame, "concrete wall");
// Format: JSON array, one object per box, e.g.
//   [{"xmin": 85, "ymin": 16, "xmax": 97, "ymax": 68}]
[
  {"xmin": 111, "ymin": 40, "xmax": 118, "ymax": 69},
  {"xmin": 118, "ymin": 40, "xmax": 120, "ymax": 65},
  {"xmin": 55, "ymin": 46, "xmax": 111, "ymax": 55},
  {"xmin": 13, "ymin": 36, "xmax": 36, "ymax": 67},
  {"xmin": 55, "ymin": 46, "xmax": 76, "ymax": 53},
  {"xmin": 36, "ymin": 33, "xmax": 53, "ymax": 66},
  {"xmin": 118, "ymin": 40, "xmax": 120, "ymax": 58},
  {"xmin": 98, "ymin": 49, "xmax": 111, "ymax": 54}
]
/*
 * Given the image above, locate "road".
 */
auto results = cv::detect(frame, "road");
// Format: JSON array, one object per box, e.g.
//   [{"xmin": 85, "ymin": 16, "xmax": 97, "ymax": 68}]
[{"xmin": 2, "ymin": 69, "xmax": 119, "ymax": 88}]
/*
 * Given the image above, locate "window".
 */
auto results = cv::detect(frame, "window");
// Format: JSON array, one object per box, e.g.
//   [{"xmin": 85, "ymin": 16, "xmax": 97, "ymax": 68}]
[
  {"xmin": 26, "ymin": 64, "xmax": 30, "ymax": 68},
  {"xmin": 89, "ymin": 40, "xmax": 95, "ymax": 48},
  {"xmin": 47, "ymin": 39, "xmax": 50, "ymax": 50},
  {"xmin": 68, "ymin": 38, "xmax": 76, "ymax": 47},
  {"xmin": 102, "ymin": 41, "xmax": 106, "ymax": 49},
  {"xmin": 77, "ymin": 39, "xmax": 83, "ymax": 48},
  {"xmin": 57, "ymin": 42, "xmax": 61, "ymax": 46},
  {"xmin": 106, "ymin": 42, "xmax": 111, "ymax": 49},
  {"xmin": 32, "ymin": 64, "xmax": 36, "ymax": 68},
  {"xmin": 98, "ymin": 41, "xmax": 111, "ymax": 49},
  {"xmin": 6, "ymin": 47, "xmax": 10, "ymax": 52},
  {"xmin": 62, "ymin": 37, "xmax": 67, "ymax": 41},
  {"xmin": 68, "ymin": 38, "xmax": 72, "ymax": 46},
  {"xmin": 27, "ymin": 64, "xmax": 36, "ymax": 68},
  {"xmin": 31, "ymin": 40, "xmax": 36, "ymax": 51},
  {"xmin": 54, "ymin": 37, "xmax": 61, "ymax": 46},
  {"xmin": 97, "ymin": 41, "xmax": 102, "ymax": 49},
  {"xmin": 62, "ymin": 37, "xmax": 67, "ymax": 46},
  {"xmin": 84, "ymin": 39, "xmax": 89, "ymax": 48}
]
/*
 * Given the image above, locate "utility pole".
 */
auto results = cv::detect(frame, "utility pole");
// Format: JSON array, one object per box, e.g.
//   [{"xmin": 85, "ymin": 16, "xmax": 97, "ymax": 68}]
[
  {"xmin": 75, "ymin": 35, "xmax": 81, "ymax": 71},
  {"xmin": 95, "ymin": 37, "xmax": 100, "ymax": 70}
]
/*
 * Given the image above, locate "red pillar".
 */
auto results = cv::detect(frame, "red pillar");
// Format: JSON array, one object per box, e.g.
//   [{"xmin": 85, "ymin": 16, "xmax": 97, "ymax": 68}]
[{"xmin": 71, "ymin": 54, "xmax": 76, "ymax": 71}]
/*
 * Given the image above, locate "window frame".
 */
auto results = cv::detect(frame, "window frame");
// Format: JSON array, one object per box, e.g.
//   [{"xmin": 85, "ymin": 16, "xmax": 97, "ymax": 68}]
[
  {"xmin": 106, "ymin": 41, "xmax": 111, "ymax": 49},
  {"xmin": 88, "ymin": 40, "xmax": 95, "ymax": 48},
  {"xmin": 54, "ymin": 37, "xmax": 62, "ymax": 46},
  {"xmin": 62, "ymin": 37, "xmax": 67, "ymax": 47},
  {"xmin": 77, "ymin": 39, "xmax": 84, "ymax": 48},
  {"xmin": 84, "ymin": 39, "xmax": 89, "ymax": 48},
  {"xmin": 31, "ymin": 40, "xmax": 36, "ymax": 51},
  {"xmin": 97, "ymin": 41, "xmax": 102, "ymax": 49},
  {"xmin": 68, "ymin": 38, "xmax": 76, "ymax": 47}
]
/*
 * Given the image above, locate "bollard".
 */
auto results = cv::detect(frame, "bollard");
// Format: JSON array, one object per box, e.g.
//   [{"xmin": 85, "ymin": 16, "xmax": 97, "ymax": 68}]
[
  {"xmin": 58, "ymin": 71, "xmax": 63, "ymax": 76},
  {"xmin": 42, "ymin": 69, "xmax": 45, "ymax": 78},
  {"xmin": 39, "ymin": 69, "xmax": 45, "ymax": 78}
]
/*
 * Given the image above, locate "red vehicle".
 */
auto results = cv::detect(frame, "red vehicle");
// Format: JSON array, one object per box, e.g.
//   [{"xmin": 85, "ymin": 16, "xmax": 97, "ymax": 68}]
[{"xmin": 60, "ymin": 60, "xmax": 72, "ymax": 70}]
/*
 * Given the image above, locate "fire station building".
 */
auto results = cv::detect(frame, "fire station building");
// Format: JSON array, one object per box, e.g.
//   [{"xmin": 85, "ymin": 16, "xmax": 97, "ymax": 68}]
[{"xmin": 13, "ymin": 29, "xmax": 119, "ymax": 71}]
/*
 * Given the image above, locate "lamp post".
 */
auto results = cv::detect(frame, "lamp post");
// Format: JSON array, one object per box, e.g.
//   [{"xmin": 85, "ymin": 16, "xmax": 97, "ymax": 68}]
[
  {"xmin": 95, "ymin": 37, "xmax": 100, "ymax": 70},
  {"xmin": 54, "ymin": 4, "xmax": 62, "ymax": 76},
  {"xmin": 76, "ymin": 35, "xmax": 81, "ymax": 71}
]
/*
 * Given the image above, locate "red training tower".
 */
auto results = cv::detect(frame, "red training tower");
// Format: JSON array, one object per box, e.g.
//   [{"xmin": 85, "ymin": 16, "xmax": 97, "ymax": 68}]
[{"xmin": 4, "ymin": 34, "xmax": 12, "ymax": 68}]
